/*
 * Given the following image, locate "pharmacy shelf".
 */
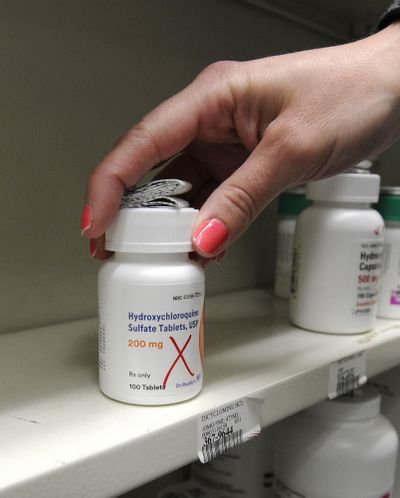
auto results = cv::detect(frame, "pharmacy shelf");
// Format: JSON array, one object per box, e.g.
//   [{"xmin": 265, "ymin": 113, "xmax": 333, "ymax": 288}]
[{"xmin": 1, "ymin": 289, "xmax": 400, "ymax": 498}]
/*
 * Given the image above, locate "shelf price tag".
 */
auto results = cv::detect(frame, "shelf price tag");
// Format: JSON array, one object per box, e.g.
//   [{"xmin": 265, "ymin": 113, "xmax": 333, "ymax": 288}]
[
  {"xmin": 197, "ymin": 397, "xmax": 261, "ymax": 463},
  {"xmin": 328, "ymin": 350, "xmax": 367, "ymax": 399}
]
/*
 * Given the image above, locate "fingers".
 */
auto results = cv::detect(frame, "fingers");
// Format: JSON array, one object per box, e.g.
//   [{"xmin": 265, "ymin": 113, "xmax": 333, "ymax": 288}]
[
  {"xmin": 82, "ymin": 100, "xmax": 199, "ymax": 238},
  {"xmin": 154, "ymin": 143, "xmax": 249, "ymax": 208},
  {"xmin": 89, "ymin": 235, "xmax": 114, "ymax": 260},
  {"xmin": 192, "ymin": 121, "xmax": 305, "ymax": 257},
  {"xmin": 82, "ymin": 61, "xmax": 248, "ymax": 240}
]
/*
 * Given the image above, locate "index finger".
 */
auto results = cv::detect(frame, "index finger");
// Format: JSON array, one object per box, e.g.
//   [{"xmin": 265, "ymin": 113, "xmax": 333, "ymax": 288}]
[{"xmin": 83, "ymin": 85, "xmax": 206, "ymax": 239}]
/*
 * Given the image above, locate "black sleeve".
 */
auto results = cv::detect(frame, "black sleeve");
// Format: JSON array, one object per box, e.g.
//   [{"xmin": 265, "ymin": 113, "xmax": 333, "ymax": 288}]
[{"xmin": 379, "ymin": 1, "xmax": 400, "ymax": 30}]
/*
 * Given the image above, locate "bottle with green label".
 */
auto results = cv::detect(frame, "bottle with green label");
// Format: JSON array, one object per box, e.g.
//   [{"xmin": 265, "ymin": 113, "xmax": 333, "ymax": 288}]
[
  {"xmin": 375, "ymin": 187, "xmax": 400, "ymax": 319},
  {"xmin": 274, "ymin": 188, "xmax": 311, "ymax": 299}
]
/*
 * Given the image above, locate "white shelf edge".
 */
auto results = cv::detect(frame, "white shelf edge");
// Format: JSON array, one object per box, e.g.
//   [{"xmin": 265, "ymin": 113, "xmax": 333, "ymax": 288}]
[{"xmin": 1, "ymin": 288, "xmax": 399, "ymax": 498}]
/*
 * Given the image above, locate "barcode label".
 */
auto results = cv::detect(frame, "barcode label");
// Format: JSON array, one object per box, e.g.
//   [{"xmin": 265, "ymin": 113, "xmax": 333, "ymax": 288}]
[
  {"xmin": 201, "ymin": 428, "xmax": 244, "ymax": 463},
  {"xmin": 336, "ymin": 372, "xmax": 361, "ymax": 397},
  {"xmin": 328, "ymin": 350, "xmax": 367, "ymax": 399},
  {"xmin": 197, "ymin": 398, "xmax": 261, "ymax": 463}
]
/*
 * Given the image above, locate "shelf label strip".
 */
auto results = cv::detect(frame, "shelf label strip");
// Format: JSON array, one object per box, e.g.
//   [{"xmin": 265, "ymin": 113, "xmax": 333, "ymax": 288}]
[
  {"xmin": 328, "ymin": 350, "xmax": 367, "ymax": 399},
  {"xmin": 197, "ymin": 397, "xmax": 262, "ymax": 463}
]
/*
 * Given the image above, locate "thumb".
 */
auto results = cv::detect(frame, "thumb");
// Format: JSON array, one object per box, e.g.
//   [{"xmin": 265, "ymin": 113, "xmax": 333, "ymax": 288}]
[{"xmin": 192, "ymin": 137, "xmax": 299, "ymax": 258}]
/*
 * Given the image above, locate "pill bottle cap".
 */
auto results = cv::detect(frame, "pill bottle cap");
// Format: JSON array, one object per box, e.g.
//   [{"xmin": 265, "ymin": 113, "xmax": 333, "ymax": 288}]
[
  {"xmin": 306, "ymin": 173, "xmax": 381, "ymax": 203},
  {"xmin": 306, "ymin": 386, "xmax": 381, "ymax": 422},
  {"xmin": 348, "ymin": 159, "xmax": 374, "ymax": 173},
  {"xmin": 375, "ymin": 187, "xmax": 400, "ymax": 222},
  {"xmin": 106, "ymin": 207, "xmax": 198, "ymax": 253},
  {"xmin": 278, "ymin": 187, "xmax": 312, "ymax": 216}
]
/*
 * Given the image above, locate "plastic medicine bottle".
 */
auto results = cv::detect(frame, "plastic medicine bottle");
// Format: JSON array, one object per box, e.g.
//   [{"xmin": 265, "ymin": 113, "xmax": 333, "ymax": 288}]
[
  {"xmin": 290, "ymin": 171, "xmax": 384, "ymax": 334},
  {"xmin": 98, "ymin": 207, "xmax": 205, "ymax": 405},
  {"xmin": 191, "ymin": 427, "xmax": 275, "ymax": 498},
  {"xmin": 372, "ymin": 366, "xmax": 400, "ymax": 497},
  {"xmin": 274, "ymin": 188, "xmax": 311, "ymax": 299},
  {"xmin": 375, "ymin": 187, "xmax": 400, "ymax": 319},
  {"xmin": 274, "ymin": 387, "xmax": 399, "ymax": 498}
]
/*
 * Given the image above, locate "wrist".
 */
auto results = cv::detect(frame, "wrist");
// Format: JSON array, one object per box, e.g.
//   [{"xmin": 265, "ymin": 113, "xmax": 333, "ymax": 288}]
[{"xmin": 366, "ymin": 22, "xmax": 400, "ymax": 101}]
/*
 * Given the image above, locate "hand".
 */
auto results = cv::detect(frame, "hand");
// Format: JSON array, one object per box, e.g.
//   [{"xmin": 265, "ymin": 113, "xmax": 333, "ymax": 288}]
[{"xmin": 81, "ymin": 23, "xmax": 400, "ymax": 259}]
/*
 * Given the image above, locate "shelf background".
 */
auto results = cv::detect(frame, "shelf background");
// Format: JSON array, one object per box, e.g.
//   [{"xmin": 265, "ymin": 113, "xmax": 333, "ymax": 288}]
[
  {"xmin": 2, "ymin": 0, "xmax": 399, "ymax": 336},
  {"xmin": 1, "ymin": 289, "xmax": 399, "ymax": 498},
  {"xmin": 0, "ymin": 0, "xmax": 331, "ymax": 335}
]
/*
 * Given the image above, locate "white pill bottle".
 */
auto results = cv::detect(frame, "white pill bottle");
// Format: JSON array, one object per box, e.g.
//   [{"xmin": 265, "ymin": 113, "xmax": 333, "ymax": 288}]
[
  {"xmin": 274, "ymin": 188, "xmax": 311, "ymax": 299},
  {"xmin": 372, "ymin": 366, "xmax": 400, "ymax": 497},
  {"xmin": 290, "ymin": 171, "xmax": 384, "ymax": 334},
  {"xmin": 376, "ymin": 187, "xmax": 400, "ymax": 319},
  {"xmin": 274, "ymin": 387, "xmax": 398, "ymax": 498},
  {"xmin": 191, "ymin": 427, "xmax": 276, "ymax": 498},
  {"xmin": 98, "ymin": 207, "xmax": 205, "ymax": 405}
]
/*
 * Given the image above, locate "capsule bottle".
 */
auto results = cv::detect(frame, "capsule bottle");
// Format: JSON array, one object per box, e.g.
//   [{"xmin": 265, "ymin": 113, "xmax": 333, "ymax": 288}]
[
  {"xmin": 274, "ymin": 188, "xmax": 311, "ymax": 299},
  {"xmin": 274, "ymin": 387, "xmax": 398, "ymax": 498},
  {"xmin": 376, "ymin": 187, "xmax": 400, "ymax": 319},
  {"xmin": 372, "ymin": 366, "xmax": 400, "ymax": 497},
  {"xmin": 290, "ymin": 172, "xmax": 384, "ymax": 334}
]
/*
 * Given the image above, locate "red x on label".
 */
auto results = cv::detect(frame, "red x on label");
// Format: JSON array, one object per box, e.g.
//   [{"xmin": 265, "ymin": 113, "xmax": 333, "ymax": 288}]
[{"xmin": 163, "ymin": 335, "xmax": 194, "ymax": 388}]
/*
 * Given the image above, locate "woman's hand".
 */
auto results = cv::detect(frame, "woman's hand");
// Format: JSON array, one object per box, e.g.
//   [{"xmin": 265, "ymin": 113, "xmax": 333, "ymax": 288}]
[{"xmin": 81, "ymin": 23, "xmax": 400, "ymax": 259}]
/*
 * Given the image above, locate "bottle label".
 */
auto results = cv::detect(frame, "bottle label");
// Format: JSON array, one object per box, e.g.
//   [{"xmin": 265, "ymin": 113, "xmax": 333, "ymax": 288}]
[
  {"xmin": 382, "ymin": 242, "xmax": 400, "ymax": 305},
  {"xmin": 275, "ymin": 232, "xmax": 294, "ymax": 298},
  {"xmin": 353, "ymin": 240, "xmax": 383, "ymax": 317},
  {"xmin": 290, "ymin": 244, "xmax": 300, "ymax": 297},
  {"xmin": 121, "ymin": 281, "xmax": 204, "ymax": 399},
  {"xmin": 390, "ymin": 289, "xmax": 400, "ymax": 305},
  {"xmin": 274, "ymin": 478, "xmax": 392, "ymax": 498}
]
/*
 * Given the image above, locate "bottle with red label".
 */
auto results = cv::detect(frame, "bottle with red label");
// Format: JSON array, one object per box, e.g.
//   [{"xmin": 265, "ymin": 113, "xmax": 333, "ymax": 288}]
[{"xmin": 98, "ymin": 180, "xmax": 205, "ymax": 405}]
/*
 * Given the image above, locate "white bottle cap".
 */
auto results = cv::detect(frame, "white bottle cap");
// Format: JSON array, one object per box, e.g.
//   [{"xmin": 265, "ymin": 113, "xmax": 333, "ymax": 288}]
[
  {"xmin": 106, "ymin": 207, "xmax": 199, "ymax": 253},
  {"xmin": 306, "ymin": 387, "xmax": 381, "ymax": 422},
  {"xmin": 306, "ymin": 173, "xmax": 381, "ymax": 203}
]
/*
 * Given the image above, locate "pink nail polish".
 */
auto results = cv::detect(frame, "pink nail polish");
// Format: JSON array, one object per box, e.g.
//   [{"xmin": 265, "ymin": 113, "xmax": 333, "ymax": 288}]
[
  {"xmin": 193, "ymin": 218, "xmax": 229, "ymax": 256},
  {"xmin": 89, "ymin": 239, "xmax": 97, "ymax": 259},
  {"xmin": 80, "ymin": 204, "xmax": 93, "ymax": 235}
]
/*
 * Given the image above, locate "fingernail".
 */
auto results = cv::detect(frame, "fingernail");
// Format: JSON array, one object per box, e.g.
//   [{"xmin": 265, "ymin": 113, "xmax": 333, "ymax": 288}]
[
  {"xmin": 80, "ymin": 204, "xmax": 93, "ymax": 235},
  {"xmin": 193, "ymin": 218, "xmax": 229, "ymax": 256},
  {"xmin": 89, "ymin": 239, "xmax": 97, "ymax": 259}
]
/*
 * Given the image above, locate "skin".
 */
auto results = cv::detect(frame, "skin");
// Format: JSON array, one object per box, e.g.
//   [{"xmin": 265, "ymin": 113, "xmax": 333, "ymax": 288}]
[{"xmin": 82, "ymin": 22, "xmax": 400, "ymax": 259}]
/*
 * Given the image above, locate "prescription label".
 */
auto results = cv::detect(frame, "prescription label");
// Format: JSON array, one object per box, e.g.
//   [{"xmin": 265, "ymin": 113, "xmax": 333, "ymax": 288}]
[
  {"xmin": 118, "ymin": 282, "xmax": 204, "ymax": 400},
  {"xmin": 352, "ymin": 240, "xmax": 383, "ymax": 318}
]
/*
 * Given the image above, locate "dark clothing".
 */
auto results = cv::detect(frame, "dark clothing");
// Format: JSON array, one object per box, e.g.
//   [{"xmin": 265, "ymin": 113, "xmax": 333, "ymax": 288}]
[{"xmin": 379, "ymin": 1, "xmax": 400, "ymax": 30}]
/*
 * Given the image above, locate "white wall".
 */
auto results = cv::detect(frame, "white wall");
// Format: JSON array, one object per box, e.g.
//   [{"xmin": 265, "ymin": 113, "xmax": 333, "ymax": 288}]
[{"xmin": 0, "ymin": 0, "xmax": 396, "ymax": 334}]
